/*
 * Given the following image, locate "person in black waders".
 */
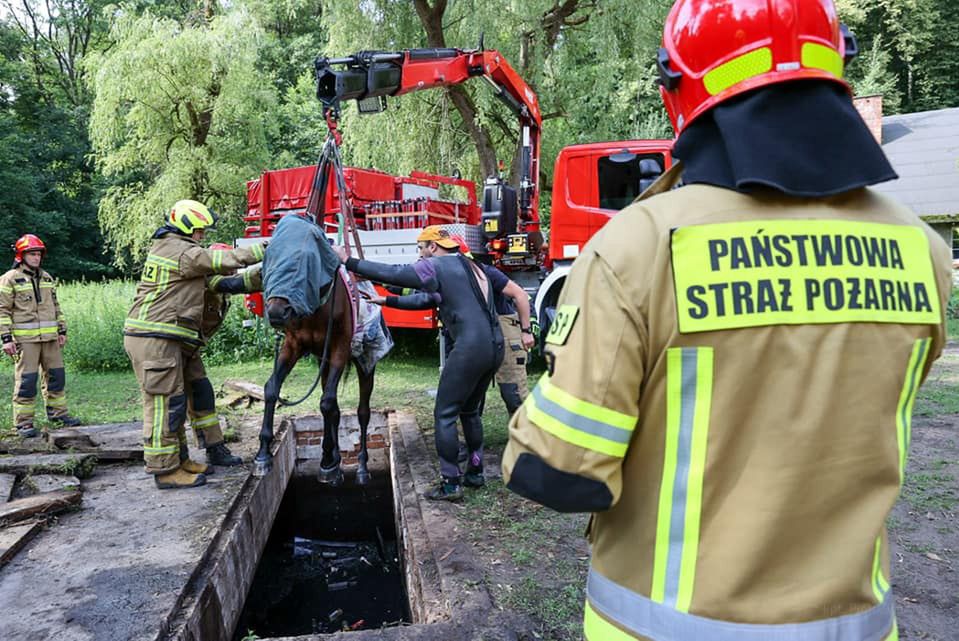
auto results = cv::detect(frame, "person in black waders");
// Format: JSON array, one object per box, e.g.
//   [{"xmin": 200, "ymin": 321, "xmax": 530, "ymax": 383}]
[{"xmin": 333, "ymin": 226, "xmax": 504, "ymax": 501}]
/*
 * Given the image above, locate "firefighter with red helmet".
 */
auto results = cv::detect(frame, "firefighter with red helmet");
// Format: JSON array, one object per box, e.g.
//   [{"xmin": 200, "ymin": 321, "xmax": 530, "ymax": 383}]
[
  {"xmin": 124, "ymin": 200, "xmax": 266, "ymax": 489},
  {"xmin": 0, "ymin": 234, "xmax": 81, "ymax": 437},
  {"xmin": 503, "ymin": 1, "xmax": 952, "ymax": 640}
]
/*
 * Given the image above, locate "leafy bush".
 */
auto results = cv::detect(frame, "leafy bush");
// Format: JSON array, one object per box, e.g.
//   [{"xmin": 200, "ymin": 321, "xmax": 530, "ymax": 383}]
[
  {"xmin": 203, "ymin": 301, "xmax": 276, "ymax": 365},
  {"xmin": 56, "ymin": 280, "xmax": 276, "ymax": 372},
  {"xmin": 58, "ymin": 280, "xmax": 135, "ymax": 372}
]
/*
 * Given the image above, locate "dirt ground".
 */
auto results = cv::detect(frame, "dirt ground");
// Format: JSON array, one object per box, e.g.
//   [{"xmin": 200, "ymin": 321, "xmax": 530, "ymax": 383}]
[{"xmin": 450, "ymin": 347, "xmax": 959, "ymax": 641}]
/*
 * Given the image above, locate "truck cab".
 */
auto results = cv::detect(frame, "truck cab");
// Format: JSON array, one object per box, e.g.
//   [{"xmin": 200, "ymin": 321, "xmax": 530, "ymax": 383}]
[{"xmin": 535, "ymin": 140, "xmax": 674, "ymax": 335}]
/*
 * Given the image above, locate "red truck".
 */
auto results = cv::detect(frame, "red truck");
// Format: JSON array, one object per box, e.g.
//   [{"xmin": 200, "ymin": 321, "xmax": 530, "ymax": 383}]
[{"xmin": 243, "ymin": 47, "xmax": 673, "ymax": 337}]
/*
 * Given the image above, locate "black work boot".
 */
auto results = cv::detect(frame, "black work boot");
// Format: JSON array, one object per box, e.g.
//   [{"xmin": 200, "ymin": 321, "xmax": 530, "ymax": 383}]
[
  {"xmin": 463, "ymin": 463, "xmax": 485, "ymax": 488},
  {"xmin": 16, "ymin": 424, "xmax": 38, "ymax": 438},
  {"xmin": 206, "ymin": 442, "xmax": 243, "ymax": 466},
  {"xmin": 424, "ymin": 477, "xmax": 464, "ymax": 502},
  {"xmin": 463, "ymin": 450, "xmax": 485, "ymax": 487},
  {"xmin": 49, "ymin": 414, "xmax": 82, "ymax": 427}
]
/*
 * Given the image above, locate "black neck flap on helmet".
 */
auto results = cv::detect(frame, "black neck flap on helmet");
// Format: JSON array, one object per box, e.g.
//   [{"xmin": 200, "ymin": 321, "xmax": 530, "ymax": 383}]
[
  {"xmin": 153, "ymin": 224, "xmax": 188, "ymax": 239},
  {"xmin": 672, "ymin": 81, "xmax": 896, "ymax": 198}
]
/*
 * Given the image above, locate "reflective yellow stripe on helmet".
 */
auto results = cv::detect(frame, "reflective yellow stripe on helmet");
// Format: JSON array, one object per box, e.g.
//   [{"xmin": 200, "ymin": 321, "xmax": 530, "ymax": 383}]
[
  {"xmin": 801, "ymin": 42, "xmax": 844, "ymax": 78},
  {"xmin": 703, "ymin": 47, "xmax": 773, "ymax": 95}
]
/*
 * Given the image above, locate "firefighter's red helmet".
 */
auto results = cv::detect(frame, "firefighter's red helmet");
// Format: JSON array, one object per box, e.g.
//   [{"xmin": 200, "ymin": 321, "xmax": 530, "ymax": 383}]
[
  {"xmin": 13, "ymin": 234, "xmax": 46, "ymax": 263},
  {"xmin": 658, "ymin": 0, "xmax": 858, "ymax": 135}
]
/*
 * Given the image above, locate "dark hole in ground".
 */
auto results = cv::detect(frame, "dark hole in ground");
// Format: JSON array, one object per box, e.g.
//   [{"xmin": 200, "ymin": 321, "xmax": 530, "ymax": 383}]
[{"xmin": 233, "ymin": 473, "xmax": 410, "ymax": 639}]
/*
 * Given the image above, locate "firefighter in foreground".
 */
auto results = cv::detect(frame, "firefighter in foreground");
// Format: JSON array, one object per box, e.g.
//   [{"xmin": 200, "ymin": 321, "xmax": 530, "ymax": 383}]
[
  {"xmin": 334, "ymin": 226, "xmax": 504, "ymax": 501},
  {"xmin": 0, "ymin": 235, "xmax": 81, "ymax": 437},
  {"xmin": 124, "ymin": 201, "xmax": 265, "ymax": 489},
  {"xmin": 176, "ymin": 244, "xmax": 264, "ymax": 467},
  {"xmin": 503, "ymin": 1, "xmax": 953, "ymax": 639}
]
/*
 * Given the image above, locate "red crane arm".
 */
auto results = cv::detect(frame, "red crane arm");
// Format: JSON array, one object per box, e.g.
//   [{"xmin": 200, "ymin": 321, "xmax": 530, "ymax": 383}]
[{"xmin": 315, "ymin": 48, "xmax": 542, "ymax": 224}]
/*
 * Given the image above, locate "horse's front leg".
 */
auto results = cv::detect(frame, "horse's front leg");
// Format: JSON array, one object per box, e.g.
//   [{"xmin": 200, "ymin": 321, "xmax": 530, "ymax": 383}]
[
  {"xmin": 355, "ymin": 361, "xmax": 375, "ymax": 486},
  {"xmin": 317, "ymin": 362, "xmax": 345, "ymax": 486},
  {"xmin": 254, "ymin": 348, "xmax": 296, "ymax": 477}
]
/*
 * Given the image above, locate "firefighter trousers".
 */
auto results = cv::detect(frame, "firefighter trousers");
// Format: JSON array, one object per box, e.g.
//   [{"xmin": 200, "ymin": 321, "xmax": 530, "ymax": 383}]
[
  {"xmin": 182, "ymin": 348, "xmax": 223, "ymax": 448},
  {"xmin": 124, "ymin": 335, "xmax": 189, "ymax": 474},
  {"xmin": 12, "ymin": 339, "xmax": 68, "ymax": 428},
  {"xmin": 495, "ymin": 313, "xmax": 529, "ymax": 415}
]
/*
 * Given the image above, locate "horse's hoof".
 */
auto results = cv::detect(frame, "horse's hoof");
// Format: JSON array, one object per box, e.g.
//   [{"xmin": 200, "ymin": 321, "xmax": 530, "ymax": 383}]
[
  {"xmin": 253, "ymin": 458, "xmax": 273, "ymax": 477},
  {"xmin": 317, "ymin": 465, "xmax": 344, "ymax": 486},
  {"xmin": 356, "ymin": 469, "xmax": 371, "ymax": 486}
]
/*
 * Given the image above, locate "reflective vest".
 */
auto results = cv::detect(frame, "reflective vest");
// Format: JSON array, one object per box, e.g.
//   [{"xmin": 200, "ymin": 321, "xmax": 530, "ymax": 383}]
[
  {"xmin": 502, "ymin": 185, "xmax": 952, "ymax": 641},
  {"xmin": 0, "ymin": 265, "xmax": 65, "ymax": 343}
]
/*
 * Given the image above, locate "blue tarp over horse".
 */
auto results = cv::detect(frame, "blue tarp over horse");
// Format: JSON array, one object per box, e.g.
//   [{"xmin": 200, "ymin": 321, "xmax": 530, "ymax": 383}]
[{"xmin": 262, "ymin": 215, "xmax": 342, "ymax": 318}]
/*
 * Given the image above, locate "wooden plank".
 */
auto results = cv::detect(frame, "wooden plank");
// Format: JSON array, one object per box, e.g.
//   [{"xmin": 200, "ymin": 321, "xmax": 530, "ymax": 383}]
[
  {"xmin": 0, "ymin": 474, "xmax": 15, "ymax": 502},
  {"xmin": 222, "ymin": 379, "xmax": 265, "ymax": 401},
  {"xmin": 0, "ymin": 453, "xmax": 98, "ymax": 479},
  {"xmin": 0, "ymin": 490, "xmax": 81, "ymax": 525},
  {"xmin": 51, "ymin": 430, "xmax": 97, "ymax": 450},
  {"xmin": 0, "ymin": 520, "xmax": 43, "ymax": 567}
]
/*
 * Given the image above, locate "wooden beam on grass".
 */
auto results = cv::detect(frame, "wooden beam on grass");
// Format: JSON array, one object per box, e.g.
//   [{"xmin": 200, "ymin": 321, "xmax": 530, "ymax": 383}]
[{"xmin": 223, "ymin": 380, "xmax": 265, "ymax": 401}]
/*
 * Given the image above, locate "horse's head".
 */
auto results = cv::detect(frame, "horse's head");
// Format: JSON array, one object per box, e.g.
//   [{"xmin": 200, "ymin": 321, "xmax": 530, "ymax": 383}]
[{"xmin": 265, "ymin": 297, "xmax": 296, "ymax": 329}]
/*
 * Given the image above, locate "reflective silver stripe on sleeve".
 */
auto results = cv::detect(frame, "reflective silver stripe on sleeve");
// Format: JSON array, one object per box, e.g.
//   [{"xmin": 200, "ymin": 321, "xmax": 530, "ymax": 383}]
[
  {"xmin": 587, "ymin": 568, "xmax": 894, "ymax": 641},
  {"xmin": 530, "ymin": 384, "xmax": 632, "ymax": 445}
]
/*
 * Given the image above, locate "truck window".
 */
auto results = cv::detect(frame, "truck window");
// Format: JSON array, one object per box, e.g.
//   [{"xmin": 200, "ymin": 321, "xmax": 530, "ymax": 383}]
[{"xmin": 598, "ymin": 153, "xmax": 665, "ymax": 211}]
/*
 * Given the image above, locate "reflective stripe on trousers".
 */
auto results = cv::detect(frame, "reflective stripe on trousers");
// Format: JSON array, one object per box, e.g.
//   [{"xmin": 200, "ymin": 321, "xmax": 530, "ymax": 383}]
[{"xmin": 584, "ymin": 568, "xmax": 896, "ymax": 641}]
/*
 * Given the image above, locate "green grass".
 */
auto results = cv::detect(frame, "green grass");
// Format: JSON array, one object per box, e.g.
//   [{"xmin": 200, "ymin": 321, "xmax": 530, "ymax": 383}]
[{"xmin": 901, "ymin": 471, "xmax": 959, "ymax": 512}]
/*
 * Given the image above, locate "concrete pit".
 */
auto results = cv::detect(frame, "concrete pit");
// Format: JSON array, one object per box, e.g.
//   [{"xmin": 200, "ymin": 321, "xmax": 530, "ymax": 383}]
[{"xmin": 0, "ymin": 411, "xmax": 531, "ymax": 641}]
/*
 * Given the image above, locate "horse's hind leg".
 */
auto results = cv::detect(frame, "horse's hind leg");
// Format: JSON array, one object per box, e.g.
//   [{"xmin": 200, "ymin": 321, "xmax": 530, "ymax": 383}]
[
  {"xmin": 254, "ymin": 347, "xmax": 298, "ymax": 477},
  {"xmin": 355, "ymin": 361, "xmax": 375, "ymax": 486},
  {"xmin": 317, "ymin": 363, "xmax": 346, "ymax": 486}
]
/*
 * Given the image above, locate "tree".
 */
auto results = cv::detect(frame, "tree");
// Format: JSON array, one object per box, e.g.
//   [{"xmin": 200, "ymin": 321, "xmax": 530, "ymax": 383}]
[
  {"xmin": 0, "ymin": 15, "xmax": 114, "ymax": 279},
  {"xmin": 87, "ymin": 8, "xmax": 278, "ymax": 263}
]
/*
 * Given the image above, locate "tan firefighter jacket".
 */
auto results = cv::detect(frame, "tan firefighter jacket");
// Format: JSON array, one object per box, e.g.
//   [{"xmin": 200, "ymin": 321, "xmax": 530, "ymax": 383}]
[
  {"xmin": 124, "ymin": 234, "xmax": 265, "ymax": 345},
  {"xmin": 0, "ymin": 264, "xmax": 65, "ymax": 343},
  {"xmin": 503, "ymin": 185, "xmax": 953, "ymax": 641},
  {"xmin": 202, "ymin": 264, "xmax": 263, "ymax": 340}
]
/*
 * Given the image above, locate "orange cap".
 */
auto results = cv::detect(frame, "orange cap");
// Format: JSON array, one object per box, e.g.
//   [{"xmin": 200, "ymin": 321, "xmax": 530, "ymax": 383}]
[{"xmin": 417, "ymin": 226, "xmax": 460, "ymax": 250}]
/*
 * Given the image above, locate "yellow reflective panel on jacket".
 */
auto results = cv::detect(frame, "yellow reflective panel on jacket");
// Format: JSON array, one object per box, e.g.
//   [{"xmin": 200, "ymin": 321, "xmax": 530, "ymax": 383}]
[
  {"xmin": 504, "ymin": 184, "xmax": 952, "ymax": 641},
  {"xmin": 0, "ymin": 265, "xmax": 65, "ymax": 342},
  {"xmin": 671, "ymin": 220, "xmax": 940, "ymax": 332}
]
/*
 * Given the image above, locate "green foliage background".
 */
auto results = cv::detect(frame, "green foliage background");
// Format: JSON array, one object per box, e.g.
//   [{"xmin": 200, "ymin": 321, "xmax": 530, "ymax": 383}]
[
  {"xmin": 53, "ymin": 280, "xmax": 273, "ymax": 371},
  {"xmin": 0, "ymin": 0, "xmax": 957, "ymax": 275}
]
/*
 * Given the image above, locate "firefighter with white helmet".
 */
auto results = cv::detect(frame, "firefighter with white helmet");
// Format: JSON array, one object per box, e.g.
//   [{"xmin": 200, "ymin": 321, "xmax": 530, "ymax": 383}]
[
  {"xmin": 124, "ymin": 200, "xmax": 266, "ymax": 489},
  {"xmin": 503, "ymin": 1, "xmax": 953, "ymax": 640},
  {"xmin": 0, "ymin": 234, "xmax": 81, "ymax": 437}
]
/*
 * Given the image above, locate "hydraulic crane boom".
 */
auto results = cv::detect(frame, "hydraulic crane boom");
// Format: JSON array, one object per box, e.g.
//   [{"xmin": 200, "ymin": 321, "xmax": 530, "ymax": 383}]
[{"xmin": 314, "ymin": 47, "xmax": 542, "ymax": 229}]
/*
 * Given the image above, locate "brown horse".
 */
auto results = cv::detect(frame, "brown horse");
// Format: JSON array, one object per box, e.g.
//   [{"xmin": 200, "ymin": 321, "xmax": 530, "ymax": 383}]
[{"xmin": 253, "ymin": 274, "xmax": 375, "ymax": 486}]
